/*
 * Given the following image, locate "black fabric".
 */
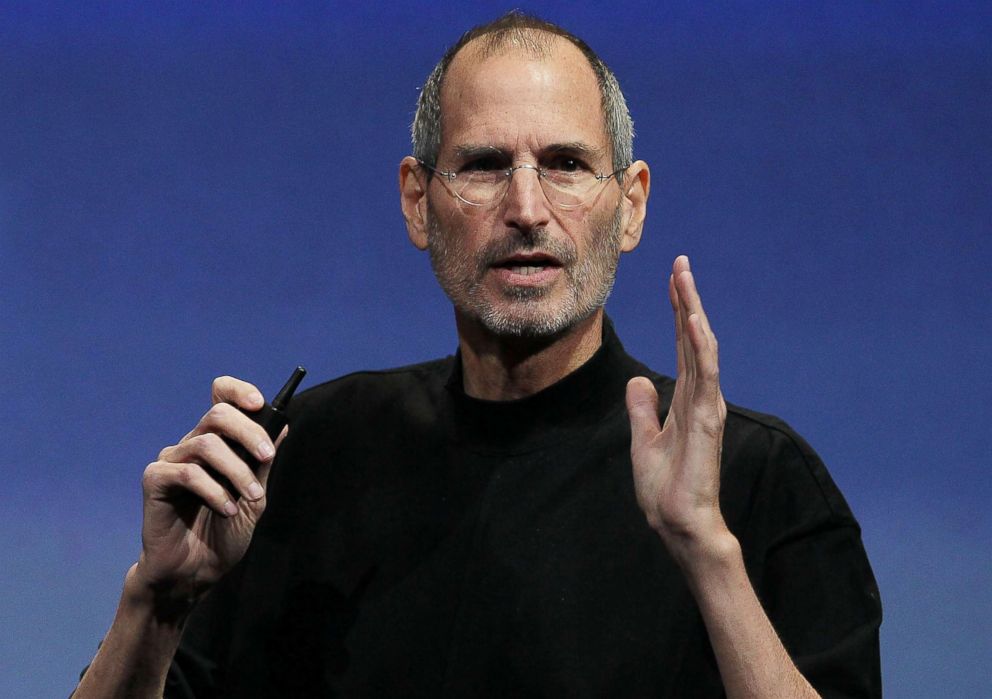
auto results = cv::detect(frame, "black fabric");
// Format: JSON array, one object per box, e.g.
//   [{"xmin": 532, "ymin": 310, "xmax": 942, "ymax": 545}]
[{"xmin": 167, "ymin": 321, "xmax": 882, "ymax": 697}]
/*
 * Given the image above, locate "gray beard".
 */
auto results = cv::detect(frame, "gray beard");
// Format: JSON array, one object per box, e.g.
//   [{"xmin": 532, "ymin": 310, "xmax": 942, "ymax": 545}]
[{"xmin": 426, "ymin": 201, "xmax": 625, "ymax": 339}]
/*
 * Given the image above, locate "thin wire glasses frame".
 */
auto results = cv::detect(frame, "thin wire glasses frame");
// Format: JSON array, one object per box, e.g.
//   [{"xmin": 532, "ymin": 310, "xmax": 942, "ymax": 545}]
[{"xmin": 416, "ymin": 158, "xmax": 631, "ymax": 210}]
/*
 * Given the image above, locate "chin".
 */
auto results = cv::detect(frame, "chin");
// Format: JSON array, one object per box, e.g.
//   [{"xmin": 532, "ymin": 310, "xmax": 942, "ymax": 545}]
[{"xmin": 473, "ymin": 297, "xmax": 599, "ymax": 340}]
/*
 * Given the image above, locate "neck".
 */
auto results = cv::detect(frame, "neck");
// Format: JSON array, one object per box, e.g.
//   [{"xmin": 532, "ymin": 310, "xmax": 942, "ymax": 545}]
[{"xmin": 455, "ymin": 310, "xmax": 605, "ymax": 401}]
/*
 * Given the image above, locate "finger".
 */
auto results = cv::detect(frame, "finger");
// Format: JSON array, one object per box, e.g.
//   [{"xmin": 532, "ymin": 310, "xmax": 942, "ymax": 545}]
[
  {"xmin": 686, "ymin": 313, "xmax": 719, "ymax": 386},
  {"xmin": 184, "ymin": 402, "xmax": 276, "ymax": 465},
  {"xmin": 211, "ymin": 375, "xmax": 265, "ymax": 411},
  {"xmin": 159, "ymin": 433, "xmax": 265, "ymax": 502},
  {"xmin": 675, "ymin": 260, "xmax": 715, "ymax": 341},
  {"xmin": 673, "ymin": 267, "xmax": 697, "ymax": 381},
  {"xmin": 273, "ymin": 424, "xmax": 289, "ymax": 449},
  {"xmin": 673, "ymin": 258, "xmax": 724, "ymax": 421},
  {"xmin": 142, "ymin": 460, "xmax": 240, "ymax": 517},
  {"xmin": 625, "ymin": 377, "xmax": 661, "ymax": 449},
  {"xmin": 254, "ymin": 425, "xmax": 289, "ymax": 489},
  {"xmin": 677, "ymin": 276, "xmax": 720, "ymax": 402},
  {"xmin": 669, "ymin": 274, "xmax": 687, "ymax": 380},
  {"xmin": 677, "ymin": 270, "xmax": 716, "ymax": 356}
]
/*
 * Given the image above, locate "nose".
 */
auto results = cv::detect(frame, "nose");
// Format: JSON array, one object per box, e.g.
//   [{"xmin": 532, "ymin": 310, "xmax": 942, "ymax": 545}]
[{"xmin": 501, "ymin": 164, "xmax": 552, "ymax": 234}]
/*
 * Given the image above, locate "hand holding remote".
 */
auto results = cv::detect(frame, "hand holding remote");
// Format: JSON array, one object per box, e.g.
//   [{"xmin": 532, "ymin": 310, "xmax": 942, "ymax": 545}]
[{"xmin": 135, "ymin": 367, "xmax": 305, "ymax": 608}]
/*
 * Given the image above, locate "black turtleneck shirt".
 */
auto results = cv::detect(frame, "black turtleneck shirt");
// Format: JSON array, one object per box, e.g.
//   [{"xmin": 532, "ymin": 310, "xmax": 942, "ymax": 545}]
[{"xmin": 166, "ymin": 322, "xmax": 881, "ymax": 697}]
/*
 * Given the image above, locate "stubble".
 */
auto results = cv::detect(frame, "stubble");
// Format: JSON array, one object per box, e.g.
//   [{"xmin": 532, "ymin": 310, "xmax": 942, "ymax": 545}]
[{"xmin": 426, "ymin": 200, "xmax": 625, "ymax": 338}]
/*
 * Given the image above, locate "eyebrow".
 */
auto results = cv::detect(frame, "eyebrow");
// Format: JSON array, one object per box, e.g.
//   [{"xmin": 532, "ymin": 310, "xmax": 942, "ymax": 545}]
[
  {"xmin": 543, "ymin": 142, "xmax": 607, "ymax": 161},
  {"xmin": 451, "ymin": 144, "xmax": 507, "ymax": 161},
  {"xmin": 449, "ymin": 141, "xmax": 607, "ymax": 163}
]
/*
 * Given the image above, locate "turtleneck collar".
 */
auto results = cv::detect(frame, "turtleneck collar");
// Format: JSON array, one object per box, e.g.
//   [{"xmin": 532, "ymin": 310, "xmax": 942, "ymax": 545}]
[{"xmin": 442, "ymin": 317, "xmax": 658, "ymax": 455}]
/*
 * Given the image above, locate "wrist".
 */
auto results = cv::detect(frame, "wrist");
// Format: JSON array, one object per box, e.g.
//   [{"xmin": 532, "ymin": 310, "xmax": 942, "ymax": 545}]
[
  {"xmin": 124, "ymin": 563, "xmax": 199, "ymax": 628},
  {"xmin": 658, "ymin": 522, "xmax": 742, "ymax": 580},
  {"xmin": 74, "ymin": 565, "xmax": 189, "ymax": 696}
]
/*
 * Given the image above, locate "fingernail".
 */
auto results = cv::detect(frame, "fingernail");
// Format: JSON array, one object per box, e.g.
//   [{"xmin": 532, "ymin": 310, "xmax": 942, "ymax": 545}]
[
  {"xmin": 256, "ymin": 441, "xmax": 275, "ymax": 460},
  {"xmin": 248, "ymin": 482, "xmax": 264, "ymax": 500},
  {"xmin": 248, "ymin": 392, "xmax": 264, "ymax": 406},
  {"xmin": 223, "ymin": 500, "xmax": 239, "ymax": 517}
]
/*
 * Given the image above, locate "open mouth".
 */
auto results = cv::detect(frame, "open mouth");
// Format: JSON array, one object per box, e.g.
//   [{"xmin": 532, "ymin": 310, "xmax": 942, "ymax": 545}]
[{"xmin": 492, "ymin": 252, "xmax": 563, "ymax": 276}]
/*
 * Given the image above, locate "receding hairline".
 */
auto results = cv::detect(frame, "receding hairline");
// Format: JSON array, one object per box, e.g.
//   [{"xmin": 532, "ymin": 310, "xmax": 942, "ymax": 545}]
[
  {"xmin": 411, "ymin": 12, "xmax": 634, "ymax": 175},
  {"xmin": 463, "ymin": 24, "xmax": 563, "ymax": 60},
  {"xmin": 444, "ymin": 28, "xmax": 591, "ymax": 84},
  {"xmin": 439, "ymin": 30, "xmax": 608, "ymax": 146}
]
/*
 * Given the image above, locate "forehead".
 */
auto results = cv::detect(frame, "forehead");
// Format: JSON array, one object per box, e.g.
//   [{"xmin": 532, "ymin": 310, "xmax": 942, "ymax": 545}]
[{"xmin": 438, "ymin": 36, "xmax": 608, "ymax": 159}]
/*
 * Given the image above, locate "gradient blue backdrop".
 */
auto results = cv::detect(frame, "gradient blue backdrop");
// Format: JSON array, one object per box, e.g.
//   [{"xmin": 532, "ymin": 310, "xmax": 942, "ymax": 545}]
[{"xmin": 2, "ymin": 2, "xmax": 989, "ymax": 696}]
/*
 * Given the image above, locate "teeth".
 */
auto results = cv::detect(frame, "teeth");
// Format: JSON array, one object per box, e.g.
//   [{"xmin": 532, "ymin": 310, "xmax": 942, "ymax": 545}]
[{"xmin": 509, "ymin": 266, "xmax": 545, "ymax": 275}]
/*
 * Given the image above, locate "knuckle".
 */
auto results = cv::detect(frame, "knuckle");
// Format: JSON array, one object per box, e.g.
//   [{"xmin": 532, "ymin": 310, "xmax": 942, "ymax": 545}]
[
  {"xmin": 251, "ymin": 421, "xmax": 270, "ymax": 444},
  {"xmin": 181, "ymin": 434, "xmax": 204, "ymax": 457},
  {"xmin": 210, "ymin": 375, "xmax": 236, "ymax": 403},
  {"xmin": 203, "ymin": 402, "xmax": 232, "ymax": 426},
  {"xmin": 212, "ymin": 375, "xmax": 234, "ymax": 394},
  {"xmin": 208, "ymin": 402, "xmax": 230, "ymax": 419},
  {"xmin": 142, "ymin": 462, "xmax": 161, "ymax": 487},
  {"xmin": 190, "ymin": 432, "xmax": 224, "ymax": 457},
  {"xmin": 202, "ymin": 431, "xmax": 227, "ymax": 451},
  {"xmin": 699, "ymin": 417, "xmax": 723, "ymax": 437},
  {"xmin": 177, "ymin": 465, "xmax": 195, "ymax": 486},
  {"xmin": 213, "ymin": 375, "xmax": 253, "ymax": 405}
]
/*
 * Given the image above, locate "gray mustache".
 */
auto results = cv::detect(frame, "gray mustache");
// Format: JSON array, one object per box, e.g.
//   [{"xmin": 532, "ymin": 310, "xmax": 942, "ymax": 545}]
[{"xmin": 480, "ymin": 229, "xmax": 577, "ymax": 268}]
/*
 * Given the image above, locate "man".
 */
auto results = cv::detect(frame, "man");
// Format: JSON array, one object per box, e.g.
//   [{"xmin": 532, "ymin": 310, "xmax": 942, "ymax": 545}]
[{"xmin": 76, "ymin": 13, "xmax": 881, "ymax": 698}]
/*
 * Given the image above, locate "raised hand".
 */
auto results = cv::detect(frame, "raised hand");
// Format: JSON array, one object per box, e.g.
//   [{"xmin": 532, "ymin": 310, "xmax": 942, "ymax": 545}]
[
  {"xmin": 134, "ymin": 376, "xmax": 284, "ymax": 606},
  {"xmin": 626, "ymin": 255, "xmax": 730, "ymax": 564}
]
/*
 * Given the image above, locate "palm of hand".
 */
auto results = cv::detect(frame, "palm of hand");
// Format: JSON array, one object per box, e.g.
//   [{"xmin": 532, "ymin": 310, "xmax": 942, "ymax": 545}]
[
  {"xmin": 627, "ymin": 257, "xmax": 729, "ymax": 551},
  {"xmin": 138, "ymin": 474, "xmax": 265, "ymax": 600}
]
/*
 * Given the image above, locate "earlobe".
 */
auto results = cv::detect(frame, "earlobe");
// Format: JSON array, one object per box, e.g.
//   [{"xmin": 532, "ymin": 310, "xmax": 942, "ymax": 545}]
[
  {"xmin": 620, "ymin": 161, "xmax": 650, "ymax": 253},
  {"xmin": 399, "ymin": 156, "xmax": 429, "ymax": 250}
]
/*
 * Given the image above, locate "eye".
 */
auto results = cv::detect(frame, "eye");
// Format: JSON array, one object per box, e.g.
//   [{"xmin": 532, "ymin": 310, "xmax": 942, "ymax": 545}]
[
  {"xmin": 461, "ymin": 155, "xmax": 506, "ymax": 172},
  {"xmin": 546, "ymin": 155, "xmax": 588, "ymax": 173}
]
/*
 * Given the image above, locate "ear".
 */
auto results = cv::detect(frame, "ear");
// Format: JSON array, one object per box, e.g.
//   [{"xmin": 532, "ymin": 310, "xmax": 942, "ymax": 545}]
[
  {"xmin": 619, "ymin": 160, "xmax": 650, "ymax": 253},
  {"xmin": 399, "ymin": 156, "xmax": 429, "ymax": 250}
]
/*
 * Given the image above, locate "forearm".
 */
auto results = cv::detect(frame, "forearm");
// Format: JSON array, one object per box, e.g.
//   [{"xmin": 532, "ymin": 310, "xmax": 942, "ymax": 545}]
[
  {"xmin": 74, "ymin": 564, "xmax": 191, "ymax": 699},
  {"xmin": 675, "ymin": 531, "xmax": 819, "ymax": 699}
]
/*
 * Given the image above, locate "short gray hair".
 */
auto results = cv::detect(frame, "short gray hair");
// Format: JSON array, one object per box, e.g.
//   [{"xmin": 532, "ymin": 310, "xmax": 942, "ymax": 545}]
[{"xmin": 411, "ymin": 11, "xmax": 634, "ymax": 177}]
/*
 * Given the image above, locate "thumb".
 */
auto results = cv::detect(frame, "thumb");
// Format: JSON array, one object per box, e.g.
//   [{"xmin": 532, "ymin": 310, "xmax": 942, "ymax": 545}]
[{"xmin": 626, "ymin": 376, "xmax": 661, "ymax": 448}]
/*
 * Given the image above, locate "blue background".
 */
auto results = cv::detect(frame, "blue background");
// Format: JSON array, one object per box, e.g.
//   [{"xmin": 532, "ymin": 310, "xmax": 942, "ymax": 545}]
[{"xmin": 1, "ymin": 2, "xmax": 989, "ymax": 695}]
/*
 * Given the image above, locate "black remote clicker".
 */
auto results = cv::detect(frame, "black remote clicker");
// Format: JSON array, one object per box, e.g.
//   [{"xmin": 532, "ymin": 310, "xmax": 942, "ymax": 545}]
[{"xmin": 217, "ymin": 366, "xmax": 306, "ymax": 499}]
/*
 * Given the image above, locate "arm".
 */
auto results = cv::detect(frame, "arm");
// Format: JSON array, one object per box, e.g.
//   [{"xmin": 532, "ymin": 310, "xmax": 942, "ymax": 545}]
[
  {"xmin": 625, "ymin": 255, "xmax": 819, "ymax": 699},
  {"xmin": 75, "ymin": 378, "xmax": 282, "ymax": 698}
]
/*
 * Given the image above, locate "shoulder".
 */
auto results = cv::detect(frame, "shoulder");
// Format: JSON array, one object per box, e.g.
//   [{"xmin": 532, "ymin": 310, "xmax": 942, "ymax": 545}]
[
  {"xmin": 702, "ymin": 400, "xmax": 864, "ymax": 557},
  {"xmin": 263, "ymin": 356, "xmax": 454, "ymax": 510},
  {"xmin": 288, "ymin": 356, "xmax": 454, "ymax": 427},
  {"xmin": 275, "ymin": 355, "xmax": 454, "ymax": 462},
  {"xmin": 626, "ymin": 354, "xmax": 838, "ymax": 504},
  {"xmin": 628, "ymin": 346, "xmax": 858, "ymax": 534}
]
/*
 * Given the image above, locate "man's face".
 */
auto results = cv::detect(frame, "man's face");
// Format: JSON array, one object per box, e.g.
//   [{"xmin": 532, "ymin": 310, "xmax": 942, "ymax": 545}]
[{"xmin": 423, "ymin": 39, "xmax": 631, "ymax": 338}]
